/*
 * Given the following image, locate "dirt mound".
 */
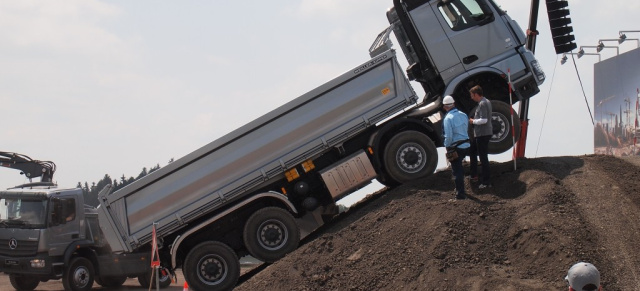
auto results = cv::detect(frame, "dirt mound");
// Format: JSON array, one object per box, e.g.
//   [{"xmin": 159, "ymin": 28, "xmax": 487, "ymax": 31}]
[{"xmin": 236, "ymin": 155, "xmax": 640, "ymax": 291}]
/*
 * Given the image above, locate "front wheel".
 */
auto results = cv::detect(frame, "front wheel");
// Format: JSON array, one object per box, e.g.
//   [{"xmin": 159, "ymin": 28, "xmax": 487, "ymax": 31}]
[
  {"xmin": 9, "ymin": 274, "xmax": 39, "ymax": 291},
  {"xmin": 183, "ymin": 241, "xmax": 240, "ymax": 291},
  {"xmin": 62, "ymin": 257, "xmax": 95, "ymax": 291},
  {"xmin": 382, "ymin": 130, "xmax": 438, "ymax": 184},
  {"xmin": 488, "ymin": 100, "xmax": 520, "ymax": 154},
  {"xmin": 243, "ymin": 207, "xmax": 300, "ymax": 263}
]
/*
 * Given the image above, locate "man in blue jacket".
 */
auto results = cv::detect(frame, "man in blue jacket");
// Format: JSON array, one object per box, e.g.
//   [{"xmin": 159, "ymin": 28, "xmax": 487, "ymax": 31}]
[{"xmin": 442, "ymin": 95, "xmax": 470, "ymax": 200}]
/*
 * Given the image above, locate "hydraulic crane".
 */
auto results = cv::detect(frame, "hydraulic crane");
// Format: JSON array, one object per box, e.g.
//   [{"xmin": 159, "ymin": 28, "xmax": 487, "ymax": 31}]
[
  {"xmin": 515, "ymin": 0, "xmax": 541, "ymax": 158},
  {"xmin": 0, "ymin": 151, "xmax": 56, "ymax": 185}
]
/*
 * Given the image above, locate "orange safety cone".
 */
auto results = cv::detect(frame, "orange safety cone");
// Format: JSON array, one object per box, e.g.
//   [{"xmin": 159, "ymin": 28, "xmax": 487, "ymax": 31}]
[{"xmin": 183, "ymin": 281, "xmax": 189, "ymax": 291}]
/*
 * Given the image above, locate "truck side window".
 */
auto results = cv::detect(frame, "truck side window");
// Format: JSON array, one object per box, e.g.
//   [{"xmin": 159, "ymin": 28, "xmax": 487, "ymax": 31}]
[
  {"xmin": 50, "ymin": 197, "xmax": 76, "ymax": 225},
  {"xmin": 438, "ymin": 0, "xmax": 492, "ymax": 31},
  {"xmin": 63, "ymin": 199, "xmax": 76, "ymax": 222}
]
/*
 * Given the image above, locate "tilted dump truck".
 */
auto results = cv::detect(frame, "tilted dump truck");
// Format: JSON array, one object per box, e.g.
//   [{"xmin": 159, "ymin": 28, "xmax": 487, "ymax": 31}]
[{"xmin": 0, "ymin": 1, "xmax": 544, "ymax": 291}]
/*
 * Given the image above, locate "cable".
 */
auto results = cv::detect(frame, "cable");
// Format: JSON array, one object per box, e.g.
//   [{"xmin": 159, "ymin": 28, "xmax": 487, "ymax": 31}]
[
  {"xmin": 534, "ymin": 55, "xmax": 559, "ymax": 158},
  {"xmin": 570, "ymin": 53, "xmax": 596, "ymax": 126}
]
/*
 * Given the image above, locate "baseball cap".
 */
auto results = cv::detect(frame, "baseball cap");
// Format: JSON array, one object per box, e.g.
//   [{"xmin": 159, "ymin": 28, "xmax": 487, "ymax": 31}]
[{"xmin": 565, "ymin": 262, "xmax": 600, "ymax": 291}]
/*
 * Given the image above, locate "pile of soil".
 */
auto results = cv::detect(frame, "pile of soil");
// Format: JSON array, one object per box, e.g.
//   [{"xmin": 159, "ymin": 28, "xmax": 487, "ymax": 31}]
[{"xmin": 236, "ymin": 155, "xmax": 640, "ymax": 291}]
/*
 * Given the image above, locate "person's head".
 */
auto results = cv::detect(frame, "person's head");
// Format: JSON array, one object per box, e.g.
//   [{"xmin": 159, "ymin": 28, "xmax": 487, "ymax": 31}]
[
  {"xmin": 443, "ymin": 95, "xmax": 455, "ymax": 111},
  {"xmin": 566, "ymin": 262, "xmax": 602, "ymax": 291},
  {"xmin": 469, "ymin": 85, "xmax": 483, "ymax": 102}
]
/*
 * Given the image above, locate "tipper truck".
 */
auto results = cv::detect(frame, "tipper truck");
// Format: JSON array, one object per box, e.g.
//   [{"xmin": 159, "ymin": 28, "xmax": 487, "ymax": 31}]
[{"xmin": 0, "ymin": 1, "xmax": 545, "ymax": 290}]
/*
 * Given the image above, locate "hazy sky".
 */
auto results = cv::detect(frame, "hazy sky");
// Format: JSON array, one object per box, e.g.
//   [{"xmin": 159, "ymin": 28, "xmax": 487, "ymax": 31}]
[{"xmin": 1, "ymin": 0, "xmax": 639, "ymax": 193}]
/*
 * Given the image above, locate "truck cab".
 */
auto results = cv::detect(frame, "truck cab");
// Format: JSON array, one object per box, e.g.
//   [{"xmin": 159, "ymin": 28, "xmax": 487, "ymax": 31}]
[
  {"xmin": 0, "ymin": 187, "xmax": 84, "ymax": 287},
  {"xmin": 387, "ymin": 0, "xmax": 545, "ymax": 153},
  {"xmin": 0, "ymin": 185, "xmax": 149, "ymax": 291}
]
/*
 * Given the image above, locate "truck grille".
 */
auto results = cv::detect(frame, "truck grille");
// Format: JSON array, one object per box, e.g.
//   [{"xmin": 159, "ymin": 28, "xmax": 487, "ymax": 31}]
[{"xmin": 0, "ymin": 239, "xmax": 38, "ymax": 257}]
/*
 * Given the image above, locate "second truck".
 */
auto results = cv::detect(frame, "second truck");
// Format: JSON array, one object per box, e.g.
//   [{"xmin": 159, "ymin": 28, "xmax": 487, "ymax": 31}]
[{"xmin": 0, "ymin": 1, "xmax": 544, "ymax": 290}]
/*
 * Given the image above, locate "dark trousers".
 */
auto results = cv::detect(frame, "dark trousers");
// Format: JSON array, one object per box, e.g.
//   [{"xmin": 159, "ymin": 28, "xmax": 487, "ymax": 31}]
[
  {"xmin": 451, "ymin": 147, "xmax": 469, "ymax": 198},
  {"xmin": 469, "ymin": 135, "xmax": 491, "ymax": 185}
]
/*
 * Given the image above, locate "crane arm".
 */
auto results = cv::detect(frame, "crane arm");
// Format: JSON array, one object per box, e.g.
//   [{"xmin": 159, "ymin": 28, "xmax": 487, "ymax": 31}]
[{"xmin": 0, "ymin": 151, "xmax": 56, "ymax": 182}]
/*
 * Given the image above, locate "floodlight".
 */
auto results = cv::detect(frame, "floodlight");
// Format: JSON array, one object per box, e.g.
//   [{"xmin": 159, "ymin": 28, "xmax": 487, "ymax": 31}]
[
  {"xmin": 619, "ymin": 33, "xmax": 627, "ymax": 44},
  {"xmin": 575, "ymin": 46, "xmax": 602, "ymax": 62}
]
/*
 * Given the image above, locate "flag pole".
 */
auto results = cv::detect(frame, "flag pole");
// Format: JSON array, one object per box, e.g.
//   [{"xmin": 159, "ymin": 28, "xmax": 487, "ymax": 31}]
[{"xmin": 150, "ymin": 222, "xmax": 161, "ymax": 291}]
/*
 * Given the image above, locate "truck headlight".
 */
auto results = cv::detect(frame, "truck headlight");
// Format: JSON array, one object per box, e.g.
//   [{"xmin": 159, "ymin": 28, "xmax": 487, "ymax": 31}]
[
  {"xmin": 30, "ymin": 259, "xmax": 46, "ymax": 268},
  {"xmin": 530, "ymin": 60, "xmax": 545, "ymax": 83}
]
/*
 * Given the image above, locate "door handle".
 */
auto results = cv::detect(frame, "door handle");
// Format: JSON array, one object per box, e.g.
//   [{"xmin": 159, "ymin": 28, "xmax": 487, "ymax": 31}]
[{"xmin": 463, "ymin": 55, "xmax": 479, "ymax": 65}]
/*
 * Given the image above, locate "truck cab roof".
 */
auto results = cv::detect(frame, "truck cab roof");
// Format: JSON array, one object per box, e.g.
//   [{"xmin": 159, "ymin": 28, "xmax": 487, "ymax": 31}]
[{"xmin": 0, "ymin": 186, "xmax": 81, "ymax": 199}]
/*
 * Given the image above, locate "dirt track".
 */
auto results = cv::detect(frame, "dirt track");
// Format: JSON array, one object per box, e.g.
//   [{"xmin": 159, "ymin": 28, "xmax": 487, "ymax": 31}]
[{"xmin": 236, "ymin": 155, "xmax": 640, "ymax": 291}]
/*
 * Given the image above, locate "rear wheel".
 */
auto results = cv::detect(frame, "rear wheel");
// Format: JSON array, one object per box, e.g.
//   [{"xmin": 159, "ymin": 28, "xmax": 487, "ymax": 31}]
[
  {"xmin": 62, "ymin": 257, "xmax": 94, "ymax": 291},
  {"xmin": 9, "ymin": 274, "xmax": 39, "ymax": 291},
  {"xmin": 383, "ymin": 131, "xmax": 437, "ymax": 184},
  {"xmin": 183, "ymin": 241, "xmax": 239, "ymax": 291},
  {"xmin": 243, "ymin": 207, "xmax": 300, "ymax": 263}
]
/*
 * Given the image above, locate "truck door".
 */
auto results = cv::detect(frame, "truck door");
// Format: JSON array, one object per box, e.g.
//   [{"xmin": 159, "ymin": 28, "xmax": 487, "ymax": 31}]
[
  {"xmin": 405, "ymin": 2, "xmax": 463, "ymax": 83},
  {"xmin": 47, "ymin": 197, "xmax": 80, "ymax": 256},
  {"xmin": 434, "ymin": 0, "xmax": 515, "ymax": 70}
]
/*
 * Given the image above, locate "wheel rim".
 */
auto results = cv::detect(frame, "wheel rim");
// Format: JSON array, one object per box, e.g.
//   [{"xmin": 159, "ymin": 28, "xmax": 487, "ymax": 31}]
[
  {"xmin": 257, "ymin": 219, "xmax": 288, "ymax": 251},
  {"xmin": 395, "ymin": 142, "xmax": 426, "ymax": 173},
  {"xmin": 72, "ymin": 266, "xmax": 90, "ymax": 288},
  {"xmin": 491, "ymin": 113, "xmax": 509, "ymax": 142},
  {"xmin": 196, "ymin": 254, "xmax": 227, "ymax": 286}
]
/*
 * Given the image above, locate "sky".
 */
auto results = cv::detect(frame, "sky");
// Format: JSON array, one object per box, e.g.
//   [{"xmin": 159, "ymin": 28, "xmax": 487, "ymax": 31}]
[{"xmin": 1, "ymin": 0, "xmax": 639, "ymax": 200}]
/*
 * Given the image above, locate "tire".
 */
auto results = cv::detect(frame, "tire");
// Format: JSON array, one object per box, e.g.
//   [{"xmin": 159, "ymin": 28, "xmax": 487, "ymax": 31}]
[
  {"xmin": 62, "ymin": 257, "xmax": 95, "ymax": 291},
  {"xmin": 382, "ymin": 130, "xmax": 438, "ymax": 184},
  {"xmin": 183, "ymin": 241, "xmax": 240, "ymax": 291},
  {"xmin": 9, "ymin": 274, "xmax": 39, "ymax": 291},
  {"xmin": 243, "ymin": 207, "xmax": 300, "ymax": 263},
  {"xmin": 96, "ymin": 275, "xmax": 127, "ymax": 288},
  {"xmin": 491, "ymin": 101, "xmax": 520, "ymax": 154},
  {"xmin": 137, "ymin": 266, "xmax": 171, "ymax": 289}
]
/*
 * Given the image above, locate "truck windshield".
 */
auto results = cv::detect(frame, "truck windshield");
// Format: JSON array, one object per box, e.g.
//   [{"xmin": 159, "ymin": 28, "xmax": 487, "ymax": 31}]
[
  {"xmin": 438, "ymin": 0, "xmax": 491, "ymax": 31},
  {"xmin": 0, "ymin": 198, "xmax": 47, "ymax": 228}
]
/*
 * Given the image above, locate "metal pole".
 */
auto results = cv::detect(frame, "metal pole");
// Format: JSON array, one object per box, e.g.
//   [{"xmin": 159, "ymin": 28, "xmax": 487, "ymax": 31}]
[
  {"xmin": 508, "ymin": 69, "xmax": 517, "ymax": 170},
  {"xmin": 156, "ymin": 265, "xmax": 160, "ymax": 291},
  {"xmin": 514, "ymin": 0, "xmax": 541, "ymax": 158},
  {"xmin": 154, "ymin": 222, "xmax": 160, "ymax": 291}
]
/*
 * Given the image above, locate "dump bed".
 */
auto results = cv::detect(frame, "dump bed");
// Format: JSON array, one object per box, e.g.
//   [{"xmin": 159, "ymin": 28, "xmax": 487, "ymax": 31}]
[{"xmin": 97, "ymin": 50, "xmax": 418, "ymax": 253}]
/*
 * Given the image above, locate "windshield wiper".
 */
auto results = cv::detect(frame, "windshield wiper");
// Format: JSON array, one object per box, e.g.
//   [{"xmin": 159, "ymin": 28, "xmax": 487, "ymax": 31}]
[{"xmin": 3, "ymin": 219, "xmax": 27, "ymax": 226}]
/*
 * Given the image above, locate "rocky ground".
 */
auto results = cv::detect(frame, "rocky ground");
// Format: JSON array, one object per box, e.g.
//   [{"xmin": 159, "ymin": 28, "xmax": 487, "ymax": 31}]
[{"xmin": 236, "ymin": 155, "xmax": 640, "ymax": 291}]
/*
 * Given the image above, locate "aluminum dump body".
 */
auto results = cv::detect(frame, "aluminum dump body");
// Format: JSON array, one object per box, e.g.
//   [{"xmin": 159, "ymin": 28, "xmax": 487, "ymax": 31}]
[{"xmin": 97, "ymin": 50, "xmax": 418, "ymax": 253}]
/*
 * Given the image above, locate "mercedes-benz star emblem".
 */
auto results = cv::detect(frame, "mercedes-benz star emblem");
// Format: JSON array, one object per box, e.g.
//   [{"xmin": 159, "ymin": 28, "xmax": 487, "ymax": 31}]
[{"xmin": 9, "ymin": 238, "xmax": 18, "ymax": 250}]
